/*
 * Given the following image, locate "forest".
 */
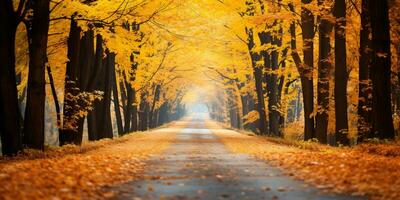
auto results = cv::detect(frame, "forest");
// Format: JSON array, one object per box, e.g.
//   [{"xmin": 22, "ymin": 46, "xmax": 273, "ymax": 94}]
[{"xmin": 1, "ymin": 0, "xmax": 400, "ymax": 199}]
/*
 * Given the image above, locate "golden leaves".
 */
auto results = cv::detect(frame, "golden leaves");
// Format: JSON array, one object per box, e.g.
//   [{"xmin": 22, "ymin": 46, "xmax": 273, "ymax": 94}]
[
  {"xmin": 214, "ymin": 120, "xmax": 400, "ymax": 200},
  {"xmin": 0, "ymin": 129, "xmax": 177, "ymax": 200}
]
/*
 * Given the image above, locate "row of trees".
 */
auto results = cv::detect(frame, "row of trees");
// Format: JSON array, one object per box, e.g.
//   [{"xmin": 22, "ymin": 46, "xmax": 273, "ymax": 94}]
[
  {"xmin": 207, "ymin": 0, "xmax": 399, "ymax": 145},
  {"xmin": 0, "ymin": 0, "xmax": 188, "ymax": 156}
]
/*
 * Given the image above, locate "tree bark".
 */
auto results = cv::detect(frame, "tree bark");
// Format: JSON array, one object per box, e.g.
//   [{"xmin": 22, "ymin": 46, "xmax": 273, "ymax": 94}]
[
  {"xmin": 334, "ymin": 0, "xmax": 350, "ymax": 145},
  {"xmin": 368, "ymin": 0, "xmax": 395, "ymax": 139},
  {"xmin": 358, "ymin": 0, "xmax": 373, "ymax": 141},
  {"xmin": 23, "ymin": 0, "xmax": 50, "ymax": 150},
  {"xmin": 60, "ymin": 18, "xmax": 82, "ymax": 146},
  {"xmin": 0, "ymin": 1, "xmax": 23, "ymax": 155},
  {"xmin": 259, "ymin": 30, "xmax": 282, "ymax": 137},
  {"xmin": 124, "ymin": 82, "xmax": 133, "ymax": 133},
  {"xmin": 316, "ymin": 2, "xmax": 333, "ymax": 144},
  {"xmin": 149, "ymin": 85, "xmax": 161, "ymax": 129},
  {"xmin": 46, "ymin": 57, "xmax": 61, "ymax": 134},
  {"xmin": 301, "ymin": 0, "xmax": 316, "ymax": 140},
  {"xmin": 75, "ymin": 29, "xmax": 95, "ymax": 142},
  {"xmin": 130, "ymin": 97, "xmax": 138, "ymax": 132},
  {"xmin": 247, "ymin": 29, "xmax": 268, "ymax": 135},
  {"xmin": 139, "ymin": 93, "xmax": 149, "ymax": 131},
  {"xmin": 101, "ymin": 52, "xmax": 114, "ymax": 139},
  {"xmin": 87, "ymin": 34, "xmax": 103, "ymax": 141}
]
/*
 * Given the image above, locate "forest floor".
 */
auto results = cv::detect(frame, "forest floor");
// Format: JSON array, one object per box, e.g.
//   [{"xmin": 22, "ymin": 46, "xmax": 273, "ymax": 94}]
[
  {"xmin": 0, "ymin": 122, "xmax": 180, "ymax": 200},
  {"xmin": 213, "ymin": 121, "xmax": 400, "ymax": 200},
  {"xmin": 0, "ymin": 115, "xmax": 399, "ymax": 200}
]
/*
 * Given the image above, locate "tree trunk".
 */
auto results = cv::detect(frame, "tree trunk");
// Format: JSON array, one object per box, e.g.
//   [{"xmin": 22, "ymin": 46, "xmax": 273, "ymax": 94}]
[
  {"xmin": 87, "ymin": 34, "xmax": 103, "ymax": 141},
  {"xmin": 369, "ymin": 0, "xmax": 395, "ymax": 139},
  {"xmin": 149, "ymin": 85, "xmax": 161, "ymax": 129},
  {"xmin": 334, "ymin": 0, "xmax": 350, "ymax": 145},
  {"xmin": 131, "ymin": 98, "xmax": 138, "ymax": 131},
  {"xmin": 124, "ymin": 83, "xmax": 133, "ymax": 133},
  {"xmin": 76, "ymin": 29, "xmax": 95, "ymax": 142},
  {"xmin": 301, "ymin": 0, "xmax": 316, "ymax": 140},
  {"xmin": 101, "ymin": 52, "xmax": 114, "ymax": 139},
  {"xmin": 259, "ymin": 31, "xmax": 281, "ymax": 137},
  {"xmin": 358, "ymin": 0, "xmax": 373, "ymax": 141},
  {"xmin": 46, "ymin": 57, "xmax": 61, "ymax": 134},
  {"xmin": 0, "ymin": 1, "xmax": 23, "ymax": 155},
  {"xmin": 139, "ymin": 94, "xmax": 149, "ymax": 131},
  {"xmin": 316, "ymin": 3, "xmax": 333, "ymax": 144},
  {"xmin": 23, "ymin": 0, "xmax": 50, "ymax": 150},
  {"xmin": 111, "ymin": 63, "xmax": 123, "ymax": 136},
  {"xmin": 247, "ymin": 29, "xmax": 268, "ymax": 135},
  {"xmin": 60, "ymin": 18, "xmax": 82, "ymax": 146}
]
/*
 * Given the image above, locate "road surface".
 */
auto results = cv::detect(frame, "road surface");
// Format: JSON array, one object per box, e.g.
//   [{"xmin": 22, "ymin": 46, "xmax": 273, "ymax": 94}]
[{"xmin": 110, "ymin": 114, "xmax": 362, "ymax": 200}]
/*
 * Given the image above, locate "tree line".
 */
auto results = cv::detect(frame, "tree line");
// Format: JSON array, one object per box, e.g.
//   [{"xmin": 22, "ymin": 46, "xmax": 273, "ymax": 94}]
[
  {"xmin": 0, "ymin": 0, "xmax": 186, "ymax": 156},
  {"xmin": 208, "ymin": 0, "xmax": 399, "ymax": 145}
]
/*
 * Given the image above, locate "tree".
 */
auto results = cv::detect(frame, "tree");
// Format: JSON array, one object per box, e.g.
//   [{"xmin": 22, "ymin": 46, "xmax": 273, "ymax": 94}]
[
  {"xmin": 87, "ymin": 34, "xmax": 104, "ymax": 141},
  {"xmin": 0, "ymin": 0, "xmax": 23, "ymax": 155},
  {"xmin": 23, "ymin": 0, "xmax": 51, "ymax": 150},
  {"xmin": 368, "ymin": 0, "xmax": 395, "ymax": 139},
  {"xmin": 241, "ymin": 0, "xmax": 268, "ymax": 135},
  {"xmin": 316, "ymin": 1, "xmax": 333, "ymax": 144},
  {"xmin": 358, "ymin": 0, "xmax": 372, "ymax": 141},
  {"xmin": 257, "ymin": 1, "xmax": 283, "ymax": 137},
  {"xmin": 301, "ymin": 0, "xmax": 316, "ymax": 140},
  {"xmin": 334, "ymin": 0, "xmax": 350, "ymax": 145},
  {"xmin": 247, "ymin": 28, "xmax": 268, "ymax": 135},
  {"xmin": 59, "ymin": 18, "xmax": 80, "ymax": 145}
]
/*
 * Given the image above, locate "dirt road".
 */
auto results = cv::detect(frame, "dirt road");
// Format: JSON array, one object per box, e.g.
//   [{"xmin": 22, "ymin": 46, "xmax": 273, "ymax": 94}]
[{"xmin": 111, "ymin": 114, "xmax": 362, "ymax": 200}]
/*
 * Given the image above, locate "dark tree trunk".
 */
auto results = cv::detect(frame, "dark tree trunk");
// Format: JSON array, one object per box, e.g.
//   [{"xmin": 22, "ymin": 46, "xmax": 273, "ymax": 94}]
[
  {"xmin": 138, "ymin": 93, "xmax": 149, "ymax": 131},
  {"xmin": 101, "ymin": 52, "xmax": 114, "ymax": 139},
  {"xmin": 368, "ymin": 0, "xmax": 395, "ymax": 139},
  {"xmin": 124, "ymin": 83, "xmax": 133, "ymax": 133},
  {"xmin": 60, "ymin": 18, "xmax": 82, "ymax": 146},
  {"xmin": 259, "ymin": 31, "xmax": 281, "ymax": 137},
  {"xmin": 301, "ymin": 0, "xmax": 316, "ymax": 140},
  {"xmin": 60, "ymin": 26, "xmax": 95, "ymax": 145},
  {"xmin": 88, "ymin": 50, "xmax": 114, "ymax": 140},
  {"xmin": 247, "ymin": 29, "xmax": 268, "ymax": 135},
  {"xmin": 123, "ymin": 54, "xmax": 139, "ymax": 133},
  {"xmin": 23, "ymin": 0, "xmax": 50, "ymax": 150},
  {"xmin": 334, "ymin": 0, "xmax": 350, "ymax": 145},
  {"xmin": 131, "ymin": 100, "xmax": 138, "ymax": 131},
  {"xmin": 46, "ymin": 57, "xmax": 61, "ymax": 134},
  {"xmin": 315, "ymin": 3, "xmax": 333, "ymax": 144},
  {"xmin": 149, "ymin": 85, "xmax": 161, "ymax": 129},
  {"xmin": 76, "ymin": 29, "xmax": 95, "ymax": 142},
  {"xmin": 358, "ymin": 0, "xmax": 373, "ymax": 141},
  {"xmin": 0, "ymin": 1, "xmax": 23, "ymax": 155},
  {"xmin": 87, "ymin": 34, "xmax": 103, "ymax": 141}
]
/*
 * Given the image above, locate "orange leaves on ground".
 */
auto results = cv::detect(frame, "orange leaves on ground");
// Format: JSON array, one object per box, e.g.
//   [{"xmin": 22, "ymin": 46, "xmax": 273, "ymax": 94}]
[
  {"xmin": 210, "ymin": 121, "xmax": 400, "ymax": 200},
  {"xmin": 0, "ymin": 129, "xmax": 177, "ymax": 200}
]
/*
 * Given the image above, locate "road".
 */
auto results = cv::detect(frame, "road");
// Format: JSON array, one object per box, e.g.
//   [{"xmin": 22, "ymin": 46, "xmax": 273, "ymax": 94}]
[{"xmin": 110, "ymin": 114, "xmax": 362, "ymax": 200}]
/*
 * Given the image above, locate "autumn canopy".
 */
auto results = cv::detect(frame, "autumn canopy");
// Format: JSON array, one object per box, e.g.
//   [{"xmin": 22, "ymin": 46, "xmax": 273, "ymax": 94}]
[{"xmin": 0, "ymin": 0, "xmax": 400, "ymax": 165}]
